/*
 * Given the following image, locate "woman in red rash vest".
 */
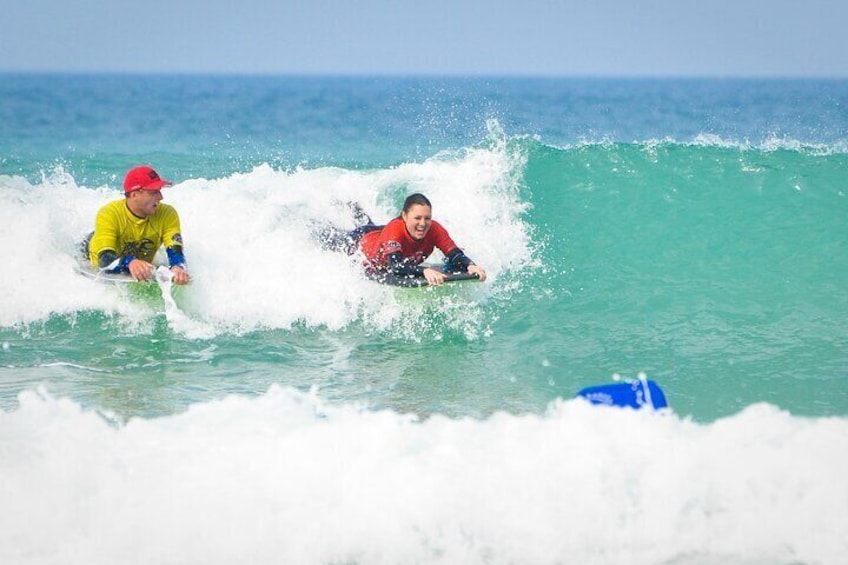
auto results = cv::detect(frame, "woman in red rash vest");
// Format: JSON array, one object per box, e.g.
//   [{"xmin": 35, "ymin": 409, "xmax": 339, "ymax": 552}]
[{"xmin": 329, "ymin": 193, "xmax": 487, "ymax": 286}]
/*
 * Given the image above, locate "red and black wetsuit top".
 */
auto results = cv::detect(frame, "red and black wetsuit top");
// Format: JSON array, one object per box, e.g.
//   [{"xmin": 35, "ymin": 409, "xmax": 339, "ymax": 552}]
[{"xmin": 357, "ymin": 217, "xmax": 472, "ymax": 277}]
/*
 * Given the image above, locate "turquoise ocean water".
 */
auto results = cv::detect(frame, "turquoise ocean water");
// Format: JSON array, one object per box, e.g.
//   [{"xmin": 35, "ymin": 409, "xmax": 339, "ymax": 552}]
[{"xmin": 1, "ymin": 75, "xmax": 847, "ymax": 564}]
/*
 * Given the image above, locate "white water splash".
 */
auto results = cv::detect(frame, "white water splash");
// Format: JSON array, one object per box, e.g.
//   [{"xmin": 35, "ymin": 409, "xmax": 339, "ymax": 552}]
[
  {"xmin": 0, "ymin": 142, "xmax": 536, "ymax": 338},
  {"xmin": 154, "ymin": 266, "xmax": 216, "ymax": 339},
  {"xmin": 1, "ymin": 387, "xmax": 845, "ymax": 565}
]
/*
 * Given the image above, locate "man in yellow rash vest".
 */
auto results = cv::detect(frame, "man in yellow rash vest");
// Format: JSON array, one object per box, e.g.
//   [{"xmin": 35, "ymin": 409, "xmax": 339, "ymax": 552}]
[{"xmin": 87, "ymin": 165, "xmax": 190, "ymax": 285}]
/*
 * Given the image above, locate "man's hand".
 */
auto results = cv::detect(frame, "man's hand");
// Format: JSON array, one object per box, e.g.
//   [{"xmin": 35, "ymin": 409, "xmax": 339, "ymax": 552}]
[
  {"xmin": 170, "ymin": 266, "xmax": 191, "ymax": 285},
  {"xmin": 128, "ymin": 259, "xmax": 155, "ymax": 281}
]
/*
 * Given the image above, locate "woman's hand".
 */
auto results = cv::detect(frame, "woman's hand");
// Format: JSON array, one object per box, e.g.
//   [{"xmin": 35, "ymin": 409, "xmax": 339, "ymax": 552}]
[
  {"xmin": 422, "ymin": 267, "xmax": 446, "ymax": 286},
  {"xmin": 467, "ymin": 264, "xmax": 487, "ymax": 282}
]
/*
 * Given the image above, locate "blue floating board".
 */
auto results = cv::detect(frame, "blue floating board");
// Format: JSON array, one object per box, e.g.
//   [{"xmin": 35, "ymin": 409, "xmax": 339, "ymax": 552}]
[{"xmin": 577, "ymin": 379, "xmax": 668, "ymax": 411}]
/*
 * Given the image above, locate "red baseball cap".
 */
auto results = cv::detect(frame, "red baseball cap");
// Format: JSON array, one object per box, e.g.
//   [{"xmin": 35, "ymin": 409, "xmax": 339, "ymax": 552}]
[{"xmin": 123, "ymin": 166, "xmax": 172, "ymax": 194}]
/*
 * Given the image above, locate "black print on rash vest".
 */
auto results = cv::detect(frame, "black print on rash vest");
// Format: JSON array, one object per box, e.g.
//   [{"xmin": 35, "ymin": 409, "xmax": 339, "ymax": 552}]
[{"xmin": 120, "ymin": 239, "xmax": 157, "ymax": 259}]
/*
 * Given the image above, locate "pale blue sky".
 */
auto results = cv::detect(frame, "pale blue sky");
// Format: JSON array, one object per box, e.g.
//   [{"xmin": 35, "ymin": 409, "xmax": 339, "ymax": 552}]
[{"xmin": 3, "ymin": 0, "xmax": 846, "ymax": 77}]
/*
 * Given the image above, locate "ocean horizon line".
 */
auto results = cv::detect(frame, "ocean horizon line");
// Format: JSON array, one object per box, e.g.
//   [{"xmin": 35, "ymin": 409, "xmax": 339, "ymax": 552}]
[{"xmin": 2, "ymin": 69, "xmax": 847, "ymax": 81}]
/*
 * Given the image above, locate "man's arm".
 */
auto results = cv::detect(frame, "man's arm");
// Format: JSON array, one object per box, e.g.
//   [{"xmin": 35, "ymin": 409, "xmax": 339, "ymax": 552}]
[
  {"xmin": 160, "ymin": 207, "xmax": 190, "ymax": 284},
  {"xmin": 89, "ymin": 205, "xmax": 132, "ymax": 272}
]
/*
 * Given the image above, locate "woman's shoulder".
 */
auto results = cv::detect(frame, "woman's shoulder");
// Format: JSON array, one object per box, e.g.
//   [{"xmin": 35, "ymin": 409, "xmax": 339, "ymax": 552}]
[
  {"xmin": 428, "ymin": 219, "xmax": 450, "ymax": 235},
  {"xmin": 381, "ymin": 217, "xmax": 406, "ymax": 234}
]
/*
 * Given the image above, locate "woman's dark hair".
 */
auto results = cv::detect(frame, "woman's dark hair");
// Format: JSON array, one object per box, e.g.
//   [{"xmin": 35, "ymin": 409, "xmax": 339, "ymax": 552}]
[{"xmin": 401, "ymin": 193, "xmax": 432, "ymax": 213}]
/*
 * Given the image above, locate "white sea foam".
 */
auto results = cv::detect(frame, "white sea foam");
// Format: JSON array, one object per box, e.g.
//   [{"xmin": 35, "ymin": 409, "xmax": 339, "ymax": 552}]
[
  {"xmin": 0, "ymin": 143, "xmax": 535, "ymax": 338},
  {"xmin": 0, "ymin": 170, "xmax": 149, "ymax": 327},
  {"xmin": 0, "ymin": 386, "xmax": 845, "ymax": 565}
]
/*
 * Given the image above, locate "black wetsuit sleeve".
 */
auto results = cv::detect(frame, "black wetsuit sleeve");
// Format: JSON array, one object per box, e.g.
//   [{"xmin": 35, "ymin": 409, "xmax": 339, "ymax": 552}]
[
  {"xmin": 385, "ymin": 248, "xmax": 475, "ymax": 278},
  {"xmin": 97, "ymin": 250, "xmax": 134, "ymax": 273},
  {"xmin": 445, "ymin": 248, "xmax": 473, "ymax": 272},
  {"xmin": 386, "ymin": 252, "xmax": 425, "ymax": 278}
]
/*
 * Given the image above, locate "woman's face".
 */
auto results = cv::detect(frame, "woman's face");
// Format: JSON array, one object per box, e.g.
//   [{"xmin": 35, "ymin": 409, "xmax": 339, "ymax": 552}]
[{"xmin": 402, "ymin": 204, "xmax": 433, "ymax": 241}]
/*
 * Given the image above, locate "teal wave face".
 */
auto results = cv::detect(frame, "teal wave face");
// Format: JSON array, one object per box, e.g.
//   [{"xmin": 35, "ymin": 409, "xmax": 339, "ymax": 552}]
[{"xmin": 516, "ymin": 139, "xmax": 848, "ymax": 418}]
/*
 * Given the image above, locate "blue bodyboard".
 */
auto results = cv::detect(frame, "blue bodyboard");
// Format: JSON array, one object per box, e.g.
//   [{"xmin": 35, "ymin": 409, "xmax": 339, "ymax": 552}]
[{"xmin": 577, "ymin": 379, "xmax": 668, "ymax": 411}]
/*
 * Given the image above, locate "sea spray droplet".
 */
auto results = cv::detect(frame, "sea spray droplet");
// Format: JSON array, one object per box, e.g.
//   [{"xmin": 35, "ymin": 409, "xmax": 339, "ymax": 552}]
[{"xmin": 2, "ymin": 342, "xmax": 9, "ymax": 351}]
